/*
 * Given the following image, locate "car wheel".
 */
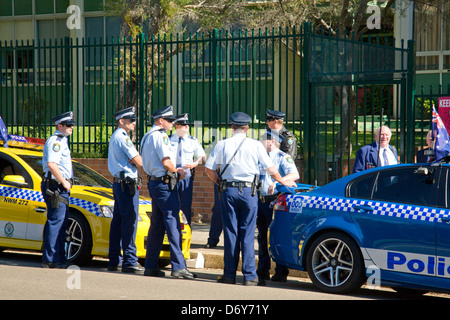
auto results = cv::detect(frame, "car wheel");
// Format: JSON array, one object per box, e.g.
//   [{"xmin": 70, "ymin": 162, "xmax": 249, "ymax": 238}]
[
  {"xmin": 306, "ymin": 232, "xmax": 365, "ymax": 294},
  {"xmin": 65, "ymin": 211, "xmax": 92, "ymax": 265}
]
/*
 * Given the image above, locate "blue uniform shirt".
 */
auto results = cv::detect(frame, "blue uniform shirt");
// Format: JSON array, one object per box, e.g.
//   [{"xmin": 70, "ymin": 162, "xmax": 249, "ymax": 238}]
[
  {"xmin": 170, "ymin": 133, "xmax": 206, "ymax": 168},
  {"xmin": 260, "ymin": 149, "xmax": 298, "ymax": 196},
  {"xmin": 42, "ymin": 130, "xmax": 73, "ymax": 179},
  {"xmin": 141, "ymin": 125, "xmax": 175, "ymax": 177},
  {"xmin": 108, "ymin": 127, "xmax": 140, "ymax": 179},
  {"xmin": 205, "ymin": 132, "xmax": 273, "ymax": 183}
]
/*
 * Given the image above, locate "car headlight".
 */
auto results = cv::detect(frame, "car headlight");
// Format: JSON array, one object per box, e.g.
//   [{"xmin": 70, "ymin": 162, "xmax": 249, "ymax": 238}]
[{"xmin": 99, "ymin": 205, "xmax": 114, "ymax": 218}]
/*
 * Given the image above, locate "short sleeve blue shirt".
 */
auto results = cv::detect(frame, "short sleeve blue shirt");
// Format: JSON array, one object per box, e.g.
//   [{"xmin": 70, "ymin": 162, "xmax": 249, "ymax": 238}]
[
  {"xmin": 260, "ymin": 149, "xmax": 298, "ymax": 196},
  {"xmin": 108, "ymin": 127, "xmax": 140, "ymax": 179},
  {"xmin": 42, "ymin": 130, "xmax": 73, "ymax": 179},
  {"xmin": 141, "ymin": 125, "xmax": 175, "ymax": 177},
  {"xmin": 205, "ymin": 132, "xmax": 273, "ymax": 183},
  {"xmin": 170, "ymin": 133, "xmax": 206, "ymax": 167}
]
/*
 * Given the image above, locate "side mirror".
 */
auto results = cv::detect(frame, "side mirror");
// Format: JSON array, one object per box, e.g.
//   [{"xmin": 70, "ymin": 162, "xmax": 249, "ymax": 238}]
[{"xmin": 2, "ymin": 175, "xmax": 28, "ymax": 188}]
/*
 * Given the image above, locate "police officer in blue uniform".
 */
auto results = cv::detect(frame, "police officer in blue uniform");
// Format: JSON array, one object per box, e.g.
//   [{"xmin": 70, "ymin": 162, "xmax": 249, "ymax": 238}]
[
  {"xmin": 108, "ymin": 107, "xmax": 144, "ymax": 273},
  {"xmin": 257, "ymin": 132, "xmax": 299, "ymax": 284},
  {"xmin": 205, "ymin": 112, "xmax": 296, "ymax": 285},
  {"xmin": 141, "ymin": 105, "xmax": 195, "ymax": 279},
  {"xmin": 266, "ymin": 109, "xmax": 297, "ymax": 159},
  {"xmin": 170, "ymin": 114, "xmax": 206, "ymax": 225},
  {"xmin": 41, "ymin": 111, "xmax": 75, "ymax": 268}
]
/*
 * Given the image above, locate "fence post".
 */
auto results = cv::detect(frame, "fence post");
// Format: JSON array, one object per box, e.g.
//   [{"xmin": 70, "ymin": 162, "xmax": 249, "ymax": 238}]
[
  {"xmin": 64, "ymin": 36, "xmax": 71, "ymax": 112},
  {"xmin": 406, "ymin": 39, "xmax": 416, "ymax": 163},
  {"xmin": 211, "ymin": 29, "xmax": 218, "ymax": 128},
  {"xmin": 137, "ymin": 33, "xmax": 145, "ymax": 145},
  {"xmin": 301, "ymin": 22, "xmax": 313, "ymax": 183}
]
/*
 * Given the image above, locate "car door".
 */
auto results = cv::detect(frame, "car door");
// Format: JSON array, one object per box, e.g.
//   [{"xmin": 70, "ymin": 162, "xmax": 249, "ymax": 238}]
[
  {"xmin": 0, "ymin": 154, "xmax": 33, "ymax": 240},
  {"xmin": 435, "ymin": 166, "xmax": 450, "ymax": 278},
  {"xmin": 348, "ymin": 166, "xmax": 438, "ymax": 277}
]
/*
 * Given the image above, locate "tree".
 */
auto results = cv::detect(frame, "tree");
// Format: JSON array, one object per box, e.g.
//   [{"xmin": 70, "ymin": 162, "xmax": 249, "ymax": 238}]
[{"xmin": 103, "ymin": 0, "xmax": 248, "ymax": 114}]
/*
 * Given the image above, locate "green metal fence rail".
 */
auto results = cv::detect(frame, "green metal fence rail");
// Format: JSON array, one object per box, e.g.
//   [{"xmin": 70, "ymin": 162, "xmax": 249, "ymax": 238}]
[
  {"xmin": 302, "ymin": 23, "xmax": 416, "ymax": 184},
  {"xmin": 0, "ymin": 22, "xmax": 418, "ymax": 184}
]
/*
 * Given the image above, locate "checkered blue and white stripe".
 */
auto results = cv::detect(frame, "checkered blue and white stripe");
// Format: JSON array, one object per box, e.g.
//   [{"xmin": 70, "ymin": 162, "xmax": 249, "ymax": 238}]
[
  {"xmin": 285, "ymin": 194, "xmax": 448, "ymax": 223},
  {"xmin": 0, "ymin": 186, "xmax": 152, "ymax": 217}
]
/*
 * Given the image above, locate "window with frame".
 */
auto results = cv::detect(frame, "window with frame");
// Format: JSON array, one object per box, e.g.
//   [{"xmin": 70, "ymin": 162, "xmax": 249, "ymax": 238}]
[
  {"xmin": 414, "ymin": 0, "xmax": 450, "ymax": 71},
  {"xmin": 371, "ymin": 167, "xmax": 436, "ymax": 206}
]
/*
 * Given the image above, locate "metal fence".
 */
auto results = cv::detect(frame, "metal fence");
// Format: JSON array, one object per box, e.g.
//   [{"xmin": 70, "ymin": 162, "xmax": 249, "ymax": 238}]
[{"xmin": 0, "ymin": 22, "xmax": 420, "ymax": 184}]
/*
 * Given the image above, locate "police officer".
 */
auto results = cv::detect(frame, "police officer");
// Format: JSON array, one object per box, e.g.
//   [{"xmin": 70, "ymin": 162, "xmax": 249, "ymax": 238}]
[
  {"xmin": 257, "ymin": 132, "xmax": 299, "ymax": 284},
  {"xmin": 266, "ymin": 109, "xmax": 297, "ymax": 159},
  {"xmin": 41, "ymin": 111, "xmax": 75, "ymax": 268},
  {"xmin": 204, "ymin": 111, "xmax": 296, "ymax": 285},
  {"xmin": 141, "ymin": 105, "xmax": 194, "ymax": 279},
  {"xmin": 107, "ymin": 107, "xmax": 144, "ymax": 273},
  {"xmin": 170, "ymin": 113, "xmax": 206, "ymax": 225}
]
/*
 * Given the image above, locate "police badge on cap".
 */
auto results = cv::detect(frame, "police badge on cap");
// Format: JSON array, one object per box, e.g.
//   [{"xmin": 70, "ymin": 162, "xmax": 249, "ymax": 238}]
[
  {"xmin": 174, "ymin": 114, "xmax": 189, "ymax": 125},
  {"xmin": 52, "ymin": 111, "xmax": 76, "ymax": 125},
  {"xmin": 114, "ymin": 107, "xmax": 137, "ymax": 120},
  {"xmin": 151, "ymin": 105, "xmax": 175, "ymax": 120}
]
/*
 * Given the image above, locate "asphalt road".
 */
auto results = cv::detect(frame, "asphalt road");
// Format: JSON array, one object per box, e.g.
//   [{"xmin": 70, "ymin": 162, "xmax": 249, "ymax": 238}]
[{"xmin": 1, "ymin": 249, "xmax": 449, "ymax": 304}]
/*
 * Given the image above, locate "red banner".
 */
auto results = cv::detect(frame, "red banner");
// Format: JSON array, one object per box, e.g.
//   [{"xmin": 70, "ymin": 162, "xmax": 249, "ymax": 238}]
[{"xmin": 438, "ymin": 97, "xmax": 450, "ymax": 131}]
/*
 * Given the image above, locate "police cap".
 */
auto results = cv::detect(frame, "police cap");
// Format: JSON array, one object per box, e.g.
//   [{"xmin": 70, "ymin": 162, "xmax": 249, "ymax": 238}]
[
  {"xmin": 174, "ymin": 113, "xmax": 189, "ymax": 125},
  {"xmin": 230, "ymin": 112, "xmax": 251, "ymax": 126},
  {"xmin": 266, "ymin": 109, "xmax": 285, "ymax": 120},
  {"xmin": 52, "ymin": 111, "xmax": 75, "ymax": 125},
  {"xmin": 261, "ymin": 130, "xmax": 283, "ymax": 143},
  {"xmin": 151, "ymin": 105, "xmax": 175, "ymax": 120},
  {"xmin": 114, "ymin": 107, "xmax": 137, "ymax": 120}
]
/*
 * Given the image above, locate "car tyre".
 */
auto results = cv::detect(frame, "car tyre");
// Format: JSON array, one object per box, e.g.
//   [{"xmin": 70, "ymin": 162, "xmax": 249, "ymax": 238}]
[
  {"xmin": 65, "ymin": 211, "xmax": 93, "ymax": 265},
  {"xmin": 306, "ymin": 232, "xmax": 365, "ymax": 294}
]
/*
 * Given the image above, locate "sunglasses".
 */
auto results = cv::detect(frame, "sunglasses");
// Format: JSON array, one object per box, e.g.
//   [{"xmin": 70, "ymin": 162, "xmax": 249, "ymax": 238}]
[
  {"xmin": 162, "ymin": 117, "xmax": 175, "ymax": 123},
  {"xmin": 62, "ymin": 123, "xmax": 74, "ymax": 128}
]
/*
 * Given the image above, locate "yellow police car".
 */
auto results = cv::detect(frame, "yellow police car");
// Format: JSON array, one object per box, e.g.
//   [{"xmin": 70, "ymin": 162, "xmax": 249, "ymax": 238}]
[{"xmin": 0, "ymin": 136, "xmax": 191, "ymax": 266}]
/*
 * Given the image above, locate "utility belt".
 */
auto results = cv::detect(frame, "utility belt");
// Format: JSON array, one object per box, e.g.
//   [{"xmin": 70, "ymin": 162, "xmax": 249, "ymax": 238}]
[
  {"xmin": 148, "ymin": 170, "xmax": 179, "ymax": 191},
  {"xmin": 42, "ymin": 172, "xmax": 70, "ymax": 209},
  {"xmin": 259, "ymin": 194, "xmax": 278, "ymax": 203},
  {"xmin": 225, "ymin": 181, "xmax": 253, "ymax": 188},
  {"xmin": 217, "ymin": 176, "xmax": 260, "ymax": 198},
  {"xmin": 113, "ymin": 172, "xmax": 142, "ymax": 196}
]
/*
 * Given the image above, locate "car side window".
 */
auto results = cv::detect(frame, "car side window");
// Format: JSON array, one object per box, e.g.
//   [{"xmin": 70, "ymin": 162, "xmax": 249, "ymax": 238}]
[
  {"xmin": 0, "ymin": 154, "xmax": 33, "ymax": 188},
  {"xmin": 371, "ymin": 167, "xmax": 436, "ymax": 206},
  {"xmin": 347, "ymin": 173, "xmax": 377, "ymax": 198}
]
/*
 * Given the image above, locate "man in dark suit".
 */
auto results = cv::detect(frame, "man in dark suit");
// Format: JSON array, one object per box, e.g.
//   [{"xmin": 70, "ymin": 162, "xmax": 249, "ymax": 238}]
[
  {"xmin": 416, "ymin": 131, "xmax": 435, "ymax": 163},
  {"xmin": 353, "ymin": 126, "xmax": 398, "ymax": 173}
]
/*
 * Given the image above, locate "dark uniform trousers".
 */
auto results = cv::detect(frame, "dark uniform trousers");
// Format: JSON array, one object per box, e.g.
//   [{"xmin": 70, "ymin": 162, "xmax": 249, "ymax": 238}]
[
  {"xmin": 41, "ymin": 180, "xmax": 70, "ymax": 264},
  {"xmin": 207, "ymin": 184, "xmax": 222, "ymax": 246},
  {"xmin": 177, "ymin": 174, "xmax": 194, "ymax": 225},
  {"xmin": 145, "ymin": 180, "xmax": 186, "ymax": 271},
  {"xmin": 257, "ymin": 200, "xmax": 289, "ymax": 277},
  {"xmin": 109, "ymin": 182, "xmax": 139, "ymax": 268},
  {"xmin": 220, "ymin": 186, "xmax": 258, "ymax": 281}
]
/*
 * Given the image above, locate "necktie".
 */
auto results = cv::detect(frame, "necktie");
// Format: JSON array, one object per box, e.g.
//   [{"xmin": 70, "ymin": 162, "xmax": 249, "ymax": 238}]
[
  {"xmin": 383, "ymin": 148, "xmax": 389, "ymax": 166},
  {"xmin": 176, "ymin": 137, "xmax": 183, "ymax": 168}
]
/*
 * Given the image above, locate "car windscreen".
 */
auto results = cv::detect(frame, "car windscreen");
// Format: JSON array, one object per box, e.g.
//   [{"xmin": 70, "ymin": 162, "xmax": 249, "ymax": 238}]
[{"xmin": 20, "ymin": 155, "xmax": 112, "ymax": 188}]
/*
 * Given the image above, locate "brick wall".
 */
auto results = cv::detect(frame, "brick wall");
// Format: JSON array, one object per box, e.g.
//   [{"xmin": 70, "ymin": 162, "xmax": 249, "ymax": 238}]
[{"xmin": 75, "ymin": 158, "xmax": 216, "ymax": 221}]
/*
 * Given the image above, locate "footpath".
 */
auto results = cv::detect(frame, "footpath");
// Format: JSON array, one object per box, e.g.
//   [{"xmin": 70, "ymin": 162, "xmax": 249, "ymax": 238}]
[{"xmin": 188, "ymin": 222, "xmax": 307, "ymax": 279}]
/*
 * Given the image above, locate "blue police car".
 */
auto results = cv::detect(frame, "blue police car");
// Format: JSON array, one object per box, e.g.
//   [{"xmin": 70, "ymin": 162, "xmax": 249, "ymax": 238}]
[{"xmin": 269, "ymin": 163, "xmax": 450, "ymax": 294}]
